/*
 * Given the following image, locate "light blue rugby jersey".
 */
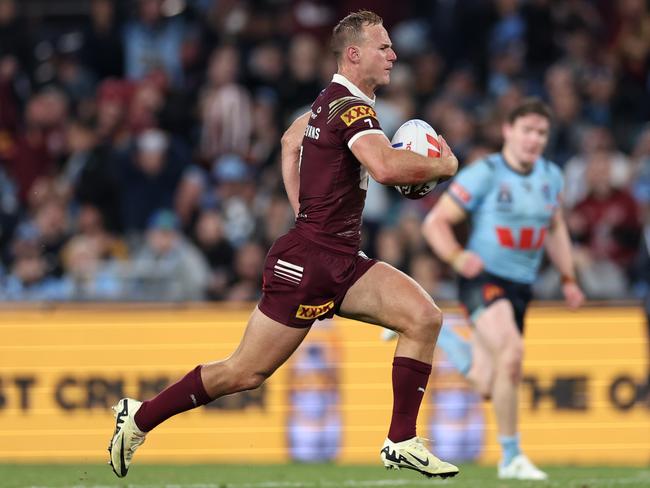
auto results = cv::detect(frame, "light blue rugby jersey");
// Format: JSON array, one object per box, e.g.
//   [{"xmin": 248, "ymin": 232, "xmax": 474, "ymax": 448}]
[{"xmin": 447, "ymin": 153, "xmax": 564, "ymax": 284}]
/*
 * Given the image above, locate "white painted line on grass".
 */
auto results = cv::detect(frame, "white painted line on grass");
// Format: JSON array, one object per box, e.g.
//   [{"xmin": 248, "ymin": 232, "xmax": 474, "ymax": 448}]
[{"xmin": 24, "ymin": 473, "xmax": 650, "ymax": 488}]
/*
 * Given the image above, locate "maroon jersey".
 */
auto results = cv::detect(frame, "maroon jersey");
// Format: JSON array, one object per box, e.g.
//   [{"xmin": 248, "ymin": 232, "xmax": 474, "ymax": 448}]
[{"xmin": 294, "ymin": 74, "xmax": 384, "ymax": 254}]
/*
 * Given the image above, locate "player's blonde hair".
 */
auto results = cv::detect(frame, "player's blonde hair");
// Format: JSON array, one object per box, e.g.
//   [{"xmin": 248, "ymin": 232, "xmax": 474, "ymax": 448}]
[{"xmin": 331, "ymin": 10, "xmax": 383, "ymax": 62}]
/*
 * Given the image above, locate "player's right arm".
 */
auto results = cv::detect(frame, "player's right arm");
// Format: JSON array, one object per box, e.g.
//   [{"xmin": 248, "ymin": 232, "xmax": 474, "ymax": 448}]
[
  {"xmin": 281, "ymin": 111, "xmax": 311, "ymax": 216},
  {"xmin": 350, "ymin": 133, "xmax": 458, "ymax": 185},
  {"xmin": 422, "ymin": 194, "xmax": 483, "ymax": 278},
  {"xmin": 422, "ymin": 159, "xmax": 495, "ymax": 278}
]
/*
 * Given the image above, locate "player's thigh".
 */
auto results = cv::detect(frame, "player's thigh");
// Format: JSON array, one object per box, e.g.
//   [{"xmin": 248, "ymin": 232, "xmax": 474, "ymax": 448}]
[
  {"xmin": 473, "ymin": 299, "xmax": 521, "ymax": 356},
  {"xmin": 338, "ymin": 261, "xmax": 439, "ymax": 331},
  {"xmin": 228, "ymin": 306, "xmax": 311, "ymax": 377}
]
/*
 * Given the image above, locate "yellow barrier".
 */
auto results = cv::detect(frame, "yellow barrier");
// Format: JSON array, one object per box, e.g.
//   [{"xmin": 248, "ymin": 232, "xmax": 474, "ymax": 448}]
[
  {"xmin": 506, "ymin": 306, "xmax": 649, "ymax": 464},
  {"xmin": 0, "ymin": 305, "xmax": 648, "ymax": 464}
]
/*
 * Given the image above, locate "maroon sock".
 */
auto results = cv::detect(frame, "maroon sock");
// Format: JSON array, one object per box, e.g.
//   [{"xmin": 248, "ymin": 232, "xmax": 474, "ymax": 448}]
[
  {"xmin": 134, "ymin": 365, "xmax": 212, "ymax": 432},
  {"xmin": 387, "ymin": 356, "xmax": 432, "ymax": 443}
]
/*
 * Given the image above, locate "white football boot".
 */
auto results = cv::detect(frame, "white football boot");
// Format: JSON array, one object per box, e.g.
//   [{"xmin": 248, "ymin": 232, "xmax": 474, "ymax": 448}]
[
  {"xmin": 380, "ymin": 437, "xmax": 459, "ymax": 479},
  {"xmin": 498, "ymin": 454, "xmax": 548, "ymax": 480},
  {"xmin": 108, "ymin": 398, "xmax": 146, "ymax": 478}
]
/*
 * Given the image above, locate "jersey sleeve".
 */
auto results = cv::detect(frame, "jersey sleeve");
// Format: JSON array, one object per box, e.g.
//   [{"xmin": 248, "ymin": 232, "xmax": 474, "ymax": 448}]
[
  {"xmin": 545, "ymin": 160, "xmax": 565, "ymax": 208},
  {"xmin": 447, "ymin": 159, "xmax": 494, "ymax": 212},
  {"xmin": 550, "ymin": 161, "xmax": 565, "ymax": 195},
  {"xmin": 334, "ymin": 101, "xmax": 384, "ymax": 148}
]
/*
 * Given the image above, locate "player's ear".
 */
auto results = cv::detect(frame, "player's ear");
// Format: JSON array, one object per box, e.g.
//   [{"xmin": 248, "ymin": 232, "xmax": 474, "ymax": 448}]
[
  {"xmin": 502, "ymin": 121, "xmax": 512, "ymax": 140},
  {"xmin": 347, "ymin": 45, "xmax": 361, "ymax": 63}
]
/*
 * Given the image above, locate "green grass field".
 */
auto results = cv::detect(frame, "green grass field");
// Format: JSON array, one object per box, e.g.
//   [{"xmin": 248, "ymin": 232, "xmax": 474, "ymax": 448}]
[{"xmin": 1, "ymin": 464, "xmax": 649, "ymax": 488}]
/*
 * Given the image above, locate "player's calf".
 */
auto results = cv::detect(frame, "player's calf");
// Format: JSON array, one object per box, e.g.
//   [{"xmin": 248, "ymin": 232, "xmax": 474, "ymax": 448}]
[{"xmin": 467, "ymin": 365, "xmax": 493, "ymax": 400}]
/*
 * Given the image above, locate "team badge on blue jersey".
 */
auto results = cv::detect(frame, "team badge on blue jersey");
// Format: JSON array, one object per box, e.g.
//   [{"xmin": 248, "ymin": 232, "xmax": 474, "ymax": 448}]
[{"xmin": 497, "ymin": 183, "xmax": 512, "ymax": 205}]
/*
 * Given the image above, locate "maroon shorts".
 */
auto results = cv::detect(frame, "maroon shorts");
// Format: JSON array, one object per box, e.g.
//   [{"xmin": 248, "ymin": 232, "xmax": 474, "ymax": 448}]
[{"xmin": 258, "ymin": 230, "xmax": 377, "ymax": 328}]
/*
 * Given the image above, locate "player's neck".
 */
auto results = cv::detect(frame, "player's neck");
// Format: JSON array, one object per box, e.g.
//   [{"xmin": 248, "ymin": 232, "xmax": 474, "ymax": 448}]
[
  {"xmin": 502, "ymin": 147, "xmax": 533, "ymax": 174},
  {"xmin": 337, "ymin": 69, "xmax": 376, "ymax": 99}
]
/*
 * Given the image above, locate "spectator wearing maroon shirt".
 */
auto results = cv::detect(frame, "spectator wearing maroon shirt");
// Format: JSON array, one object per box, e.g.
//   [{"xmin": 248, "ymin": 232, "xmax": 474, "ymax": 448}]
[
  {"xmin": 3, "ymin": 93, "xmax": 60, "ymax": 204},
  {"xmin": 568, "ymin": 150, "xmax": 642, "ymax": 297},
  {"xmin": 108, "ymin": 10, "xmax": 459, "ymax": 480}
]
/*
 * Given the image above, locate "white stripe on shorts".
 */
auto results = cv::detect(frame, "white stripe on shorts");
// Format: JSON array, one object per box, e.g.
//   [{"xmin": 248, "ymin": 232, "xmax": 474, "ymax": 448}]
[
  {"xmin": 276, "ymin": 259, "xmax": 304, "ymax": 272},
  {"xmin": 273, "ymin": 264, "xmax": 302, "ymax": 278},
  {"xmin": 273, "ymin": 269, "xmax": 301, "ymax": 283}
]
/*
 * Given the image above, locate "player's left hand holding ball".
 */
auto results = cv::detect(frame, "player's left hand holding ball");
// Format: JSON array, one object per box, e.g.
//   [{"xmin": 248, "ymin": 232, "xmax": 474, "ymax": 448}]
[
  {"xmin": 436, "ymin": 135, "xmax": 458, "ymax": 182},
  {"xmin": 391, "ymin": 119, "xmax": 457, "ymax": 199}
]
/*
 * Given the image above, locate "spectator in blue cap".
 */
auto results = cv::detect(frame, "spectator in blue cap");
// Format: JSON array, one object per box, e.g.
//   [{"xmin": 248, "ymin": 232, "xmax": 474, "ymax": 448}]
[{"xmin": 212, "ymin": 153, "xmax": 250, "ymax": 183}]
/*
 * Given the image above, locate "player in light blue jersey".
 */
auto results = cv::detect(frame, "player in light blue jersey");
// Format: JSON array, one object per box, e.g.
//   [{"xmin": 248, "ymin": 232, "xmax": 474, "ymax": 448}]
[{"xmin": 422, "ymin": 98, "xmax": 585, "ymax": 480}]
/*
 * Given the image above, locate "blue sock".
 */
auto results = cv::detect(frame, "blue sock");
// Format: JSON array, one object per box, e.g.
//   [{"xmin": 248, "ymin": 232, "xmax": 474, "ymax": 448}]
[
  {"xmin": 436, "ymin": 324, "xmax": 472, "ymax": 375},
  {"xmin": 498, "ymin": 434, "xmax": 521, "ymax": 466}
]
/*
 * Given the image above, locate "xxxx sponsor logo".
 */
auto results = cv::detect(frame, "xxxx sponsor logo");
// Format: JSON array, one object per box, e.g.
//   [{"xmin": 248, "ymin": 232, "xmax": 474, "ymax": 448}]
[
  {"xmin": 340, "ymin": 105, "xmax": 376, "ymax": 126},
  {"xmin": 483, "ymin": 284, "xmax": 505, "ymax": 302},
  {"xmin": 296, "ymin": 300, "xmax": 334, "ymax": 319}
]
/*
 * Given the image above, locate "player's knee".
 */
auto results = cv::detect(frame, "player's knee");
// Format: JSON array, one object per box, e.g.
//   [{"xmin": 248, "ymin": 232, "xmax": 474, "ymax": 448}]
[
  {"xmin": 237, "ymin": 371, "xmax": 270, "ymax": 392},
  {"xmin": 221, "ymin": 366, "xmax": 270, "ymax": 393},
  {"xmin": 404, "ymin": 302, "xmax": 442, "ymax": 343},
  {"xmin": 501, "ymin": 341, "xmax": 524, "ymax": 384},
  {"xmin": 504, "ymin": 360, "xmax": 521, "ymax": 384}
]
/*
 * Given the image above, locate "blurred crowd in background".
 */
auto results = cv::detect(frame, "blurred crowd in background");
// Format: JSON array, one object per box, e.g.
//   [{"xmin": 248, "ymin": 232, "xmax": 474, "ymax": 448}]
[{"xmin": 0, "ymin": 0, "xmax": 649, "ymax": 302}]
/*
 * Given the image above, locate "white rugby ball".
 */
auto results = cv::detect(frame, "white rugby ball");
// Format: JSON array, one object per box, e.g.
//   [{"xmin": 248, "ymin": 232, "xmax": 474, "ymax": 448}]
[{"xmin": 390, "ymin": 119, "xmax": 441, "ymax": 199}]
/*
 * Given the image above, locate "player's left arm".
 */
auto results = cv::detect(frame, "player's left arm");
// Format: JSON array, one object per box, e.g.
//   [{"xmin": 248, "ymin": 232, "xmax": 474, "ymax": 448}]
[
  {"xmin": 281, "ymin": 111, "xmax": 311, "ymax": 216},
  {"xmin": 544, "ymin": 206, "xmax": 585, "ymax": 309},
  {"xmin": 350, "ymin": 133, "xmax": 458, "ymax": 185}
]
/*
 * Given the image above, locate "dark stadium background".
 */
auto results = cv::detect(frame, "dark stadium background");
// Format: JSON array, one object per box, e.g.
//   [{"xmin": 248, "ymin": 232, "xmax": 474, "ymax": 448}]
[{"xmin": 0, "ymin": 0, "xmax": 648, "ymax": 485}]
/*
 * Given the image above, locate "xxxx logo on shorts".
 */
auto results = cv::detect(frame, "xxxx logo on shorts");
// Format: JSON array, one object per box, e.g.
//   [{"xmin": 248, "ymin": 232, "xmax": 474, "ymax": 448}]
[
  {"xmin": 483, "ymin": 284, "xmax": 505, "ymax": 302},
  {"xmin": 340, "ymin": 105, "xmax": 376, "ymax": 126},
  {"xmin": 296, "ymin": 300, "xmax": 334, "ymax": 319}
]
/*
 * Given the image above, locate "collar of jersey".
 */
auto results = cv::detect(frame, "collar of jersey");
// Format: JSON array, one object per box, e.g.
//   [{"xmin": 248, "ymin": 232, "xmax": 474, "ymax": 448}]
[
  {"xmin": 497, "ymin": 152, "xmax": 536, "ymax": 177},
  {"xmin": 332, "ymin": 74, "xmax": 376, "ymax": 107}
]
